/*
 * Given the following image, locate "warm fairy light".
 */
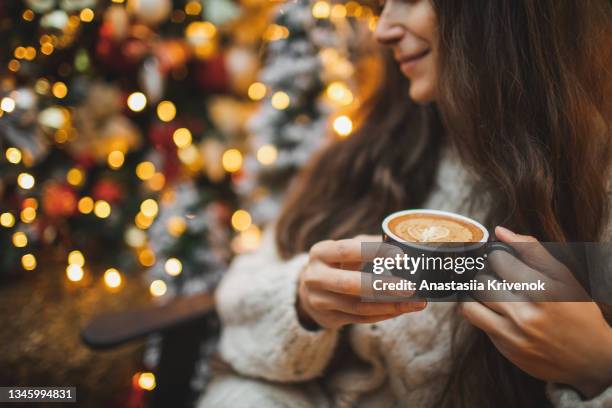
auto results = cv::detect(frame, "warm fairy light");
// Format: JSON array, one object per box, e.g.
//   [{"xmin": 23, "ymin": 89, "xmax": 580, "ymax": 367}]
[
  {"xmin": 135, "ymin": 212, "xmax": 154, "ymax": 229},
  {"xmin": 127, "ymin": 92, "xmax": 147, "ymax": 112},
  {"xmin": 21, "ymin": 207, "xmax": 36, "ymax": 223},
  {"xmin": 167, "ymin": 216, "xmax": 187, "ymax": 237},
  {"xmin": 0, "ymin": 212, "xmax": 15, "ymax": 228},
  {"xmin": 94, "ymin": 200, "xmax": 111, "ymax": 218},
  {"xmin": 107, "ymin": 150, "xmax": 125, "ymax": 169},
  {"xmin": 222, "ymin": 149, "xmax": 243, "ymax": 173},
  {"xmin": 23, "ymin": 198, "xmax": 38, "ymax": 209},
  {"xmin": 66, "ymin": 264, "xmax": 84, "ymax": 282},
  {"xmin": 164, "ymin": 258, "xmax": 182, "ymax": 276},
  {"xmin": 52, "ymin": 82, "xmax": 68, "ymax": 99},
  {"xmin": 125, "ymin": 227, "xmax": 146, "ymax": 247},
  {"xmin": 112, "ymin": 0, "xmax": 124, "ymax": 3},
  {"xmin": 172, "ymin": 128, "xmax": 192, "ymax": 148},
  {"xmin": 137, "ymin": 372, "xmax": 156, "ymax": 391},
  {"xmin": 157, "ymin": 100, "xmax": 176, "ymax": 122},
  {"xmin": 35, "ymin": 79, "xmax": 50, "ymax": 95},
  {"xmin": 140, "ymin": 199, "xmax": 159, "ymax": 218},
  {"xmin": 12, "ymin": 232, "xmax": 27, "ymax": 247},
  {"xmin": 185, "ymin": 0, "xmax": 202, "ymax": 15},
  {"xmin": 6, "ymin": 147, "xmax": 22, "ymax": 164},
  {"xmin": 231, "ymin": 209, "xmax": 252, "ymax": 232},
  {"xmin": 312, "ymin": 1, "xmax": 331, "ymax": 18},
  {"xmin": 241, "ymin": 225, "xmax": 262, "ymax": 252},
  {"xmin": 150, "ymin": 280, "xmax": 167, "ymax": 297},
  {"xmin": 326, "ymin": 81, "xmax": 353, "ymax": 105},
  {"xmin": 177, "ymin": 145, "xmax": 199, "ymax": 166},
  {"xmin": 78, "ymin": 197, "xmax": 94, "ymax": 214},
  {"xmin": 104, "ymin": 268, "xmax": 122, "ymax": 289},
  {"xmin": 22, "ymin": 9, "xmax": 34, "ymax": 21},
  {"xmin": 138, "ymin": 248, "xmax": 156, "ymax": 266},
  {"xmin": 263, "ymin": 24, "xmax": 290, "ymax": 41},
  {"xmin": 68, "ymin": 250, "xmax": 85, "ymax": 267},
  {"xmin": 147, "ymin": 173, "xmax": 165, "ymax": 191},
  {"xmin": 17, "ymin": 173, "xmax": 35, "ymax": 190},
  {"xmin": 79, "ymin": 8, "xmax": 94, "ymax": 22},
  {"xmin": 271, "ymin": 91, "xmax": 290, "ymax": 110},
  {"xmin": 66, "ymin": 167, "xmax": 84, "ymax": 186},
  {"xmin": 22, "ymin": 254, "xmax": 37, "ymax": 270},
  {"xmin": 186, "ymin": 21, "xmax": 217, "ymax": 43},
  {"xmin": 369, "ymin": 17, "xmax": 378, "ymax": 32},
  {"xmin": 8, "ymin": 60, "xmax": 20, "ymax": 72},
  {"xmin": 24, "ymin": 47, "xmax": 36, "ymax": 61},
  {"xmin": 333, "ymin": 115, "xmax": 353, "ymax": 137},
  {"xmin": 330, "ymin": 4, "xmax": 347, "ymax": 19},
  {"xmin": 1, "ymin": 97, "xmax": 16, "ymax": 113},
  {"xmin": 247, "ymin": 82, "xmax": 266, "ymax": 101},
  {"xmin": 256, "ymin": 145, "xmax": 278, "ymax": 165},
  {"xmin": 14, "ymin": 47, "xmax": 26, "ymax": 59},
  {"xmin": 136, "ymin": 161, "xmax": 156, "ymax": 180},
  {"xmin": 41, "ymin": 43, "xmax": 54, "ymax": 56}
]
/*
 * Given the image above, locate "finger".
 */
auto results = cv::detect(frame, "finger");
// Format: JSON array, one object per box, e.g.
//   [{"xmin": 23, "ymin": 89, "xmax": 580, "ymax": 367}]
[
  {"xmin": 310, "ymin": 238, "xmax": 400, "ymax": 265},
  {"xmin": 459, "ymin": 301, "xmax": 516, "ymax": 338},
  {"xmin": 328, "ymin": 310, "xmax": 407, "ymax": 326},
  {"xmin": 495, "ymin": 226, "xmax": 575, "ymax": 283},
  {"xmin": 310, "ymin": 290, "xmax": 426, "ymax": 316}
]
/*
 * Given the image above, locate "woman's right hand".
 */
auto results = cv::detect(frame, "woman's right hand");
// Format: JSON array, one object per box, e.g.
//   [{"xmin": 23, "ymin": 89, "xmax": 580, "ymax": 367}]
[{"xmin": 296, "ymin": 235, "xmax": 427, "ymax": 330}]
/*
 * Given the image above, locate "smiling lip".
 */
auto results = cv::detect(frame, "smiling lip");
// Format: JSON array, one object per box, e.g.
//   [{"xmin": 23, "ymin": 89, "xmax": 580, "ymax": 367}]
[{"xmin": 397, "ymin": 49, "xmax": 431, "ymax": 73}]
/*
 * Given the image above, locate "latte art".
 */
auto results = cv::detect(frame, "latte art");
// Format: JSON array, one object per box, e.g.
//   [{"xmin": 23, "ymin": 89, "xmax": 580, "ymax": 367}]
[{"xmin": 388, "ymin": 213, "xmax": 484, "ymax": 243}]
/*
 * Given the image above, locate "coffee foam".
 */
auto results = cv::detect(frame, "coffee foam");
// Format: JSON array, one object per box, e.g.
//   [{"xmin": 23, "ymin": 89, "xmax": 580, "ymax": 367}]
[{"xmin": 389, "ymin": 213, "xmax": 484, "ymax": 243}]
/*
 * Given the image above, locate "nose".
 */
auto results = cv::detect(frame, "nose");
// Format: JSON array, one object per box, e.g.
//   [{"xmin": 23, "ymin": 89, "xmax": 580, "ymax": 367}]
[{"xmin": 374, "ymin": 10, "xmax": 404, "ymax": 46}]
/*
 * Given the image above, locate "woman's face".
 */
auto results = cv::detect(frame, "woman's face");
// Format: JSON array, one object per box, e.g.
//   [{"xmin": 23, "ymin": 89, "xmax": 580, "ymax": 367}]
[{"xmin": 374, "ymin": 0, "xmax": 438, "ymax": 103}]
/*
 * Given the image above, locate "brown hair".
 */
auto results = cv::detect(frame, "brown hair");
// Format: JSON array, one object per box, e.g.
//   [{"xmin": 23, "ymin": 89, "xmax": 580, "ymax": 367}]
[{"xmin": 276, "ymin": 0, "xmax": 611, "ymax": 406}]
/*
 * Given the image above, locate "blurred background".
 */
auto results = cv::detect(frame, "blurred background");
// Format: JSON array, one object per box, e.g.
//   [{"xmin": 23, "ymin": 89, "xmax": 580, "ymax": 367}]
[{"xmin": 0, "ymin": 0, "xmax": 380, "ymax": 406}]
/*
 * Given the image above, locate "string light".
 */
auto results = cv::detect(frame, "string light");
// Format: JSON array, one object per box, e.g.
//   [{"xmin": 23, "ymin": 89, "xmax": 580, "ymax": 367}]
[
  {"xmin": 166, "ymin": 216, "xmax": 187, "ymax": 237},
  {"xmin": 22, "ymin": 254, "xmax": 37, "ymax": 270},
  {"xmin": 312, "ymin": 1, "xmax": 331, "ymax": 18},
  {"xmin": 326, "ymin": 81, "xmax": 353, "ymax": 105},
  {"xmin": 22, "ymin": 9, "xmax": 34, "ymax": 21},
  {"xmin": 256, "ymin": 145, "xmax": 278, "ymax": 165},
  {"xmin": 22, "ymin": 198, "xmax": 38, "ymax": 209},
  {"xmin": 20, "ymin": 207, "xmax": 36, "ymax": 223},
  {"xmin": 66, "ymin": 264, "xmax": 84, "ymax": 282},
  {"xmin": 247, "ymin": 82, "xmax": 267, "ymax": 101},
  {"xmin": 138, "ymin": 248, "xmax": 156, "ymax": 266},
  {"xmin": 1, "ymin": 97, "xmax": 16, "ymax": 113},
  {"xmin": 68, "ymin": 250, "xmax": 85, "ymax": 267},
  {"xmin": 17, "ymin": 173, "xmax": 35, "ymax": 190},
  {"xmin": 0, "ymin": 212, "xmax": 15, "ymax": 228},
  {"xmin": 6, "ymin": 148, "xmax": 22, "ymax": 164},
  {"xmin": 222, "ymin": 149, "xmax": 243, "ymax": 173},
  {"xmin": 52, "ymin": 82, "xmax": 68, "ymax": 99},
  {"xmin": 150, "ymin": 280, "xmax": 167, "ymax": 297},
  {"xmin": 231, "ymin": 209, "xmax": 252, "ymax": 232},
  {"xmin": 136, "ymin": 161, "xmax": 156, "ymax": 180},
  {"xmin": 107, "ymin": 150, "xmax": 125, "ymax": 169},
  {"xmin": 12, "ymin": 232, "xmax": 27, "ymax": 247},
  {"xmin": 136, "ymin": 372, "xmax": 156, "ymax": 391},
  {"xmin": 127, "ymin": 92, "xmax": 147, "ymax": 112},
  {"xmin": 78, "ymin": 197, "xmax": 94, "ymax": 214},
  {"xmin": 94, "ymin": 200, "xmax": 111, "ymax": 218},
  {"xmin": 8, "ymin": 60, "xmax": 20, "ymax": 72},
  {"xmin": 333, "ymin": 115, "xmax": 353, "ymax": 137},
  {"xmin": 271, "ymin": 91, "xmax": 290, "ymax": 110},
  {"xmin": 104, "ymin": 268, "xmax": 122, "ymax": 289},
  {"xmin": 330, "ymin": 4, "xmax": 347, "ymax": 19},
  {"xmin": 66, "ymin": 167, "xmax": 84, "ymax": 186},
  {"xmin": 185, "ymin": 1, "xmax": 202, "ymax": 15},
  {"xmin": 79, "ymin": 8, "xmax": 94, "ymax": 22},
  {"xmin": 24, "ymin": 47, "xmax": 36, "ymax": 61},
  {"xmin": 172, "ymin": 128, "xmax": 192, "ymax": 148},
  {"xmin": 135, "ymin": 212, "xmax": 154, "ymax": 229},
  {"xmin": 140, "ymin": 199, "xmax": 158, "ymax": 218},
  {"xmin": 164, "ymin": 258, "xmax": 182, "ymax": 276},
  {"xmin": 147, "ymin": 173, "xmax": 165, "ymax": 191},
  {"xmin": 157, "ymin": 101, "xmax": 176, "ymax": 122}
]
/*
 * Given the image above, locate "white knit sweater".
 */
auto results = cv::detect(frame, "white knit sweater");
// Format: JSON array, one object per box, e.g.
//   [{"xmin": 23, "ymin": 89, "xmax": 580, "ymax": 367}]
[{"xmin": 199, "ymin": 147, "xmax": 612, "ymax": 407}]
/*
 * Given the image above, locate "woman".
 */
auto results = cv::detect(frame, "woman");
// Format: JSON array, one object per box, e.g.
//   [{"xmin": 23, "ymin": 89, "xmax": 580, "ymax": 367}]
[{"xmin": 200, "ymin": 0, "xmax": 612, "ymax": 406}]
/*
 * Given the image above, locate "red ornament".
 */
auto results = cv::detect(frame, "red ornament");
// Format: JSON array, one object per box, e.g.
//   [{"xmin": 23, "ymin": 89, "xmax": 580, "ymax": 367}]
[
  {"xmin": 194, "ymin": 54, "xmax": 230, "ymax": 93},
  {"xmin": 92, "ymin": 179, "xmax": 124, "ymax": 203},
  {"xmin": 42, "ymin": 183, "xmax": 78, "ymax": 218}
]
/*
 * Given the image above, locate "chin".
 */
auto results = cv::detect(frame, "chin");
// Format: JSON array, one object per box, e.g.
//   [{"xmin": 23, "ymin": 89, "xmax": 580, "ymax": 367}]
[{"xmin": 408, "ymin": 81, "xmax": 436, "ymax": 104}]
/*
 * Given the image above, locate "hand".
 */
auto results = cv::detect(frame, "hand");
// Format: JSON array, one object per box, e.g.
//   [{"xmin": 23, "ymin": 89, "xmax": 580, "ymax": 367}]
[
  {"xmin": 297, "ymin": 235, "xmax": 427, "ymax": 330},
  {"xmin": 460, "ymin": 226, "xmax": 612, "ymax": 398}
]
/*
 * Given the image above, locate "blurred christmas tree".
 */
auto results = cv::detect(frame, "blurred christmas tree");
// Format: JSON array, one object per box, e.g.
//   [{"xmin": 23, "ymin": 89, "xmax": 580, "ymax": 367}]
[{"xmin": 0, "ymin": 0, "xmax": 272, "ymax": 292}]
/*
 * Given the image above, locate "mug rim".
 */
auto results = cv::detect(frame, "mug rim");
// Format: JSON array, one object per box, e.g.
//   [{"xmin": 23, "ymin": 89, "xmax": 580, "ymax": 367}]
[{"xmin": 382, "ymin": 209, "xmax": 489, "ymax": 252}]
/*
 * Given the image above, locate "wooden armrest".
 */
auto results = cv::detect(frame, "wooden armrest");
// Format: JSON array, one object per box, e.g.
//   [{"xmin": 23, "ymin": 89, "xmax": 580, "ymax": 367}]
[{"xmin": 81, "ymin": 291, "xmax": 216, "ymax": 350}]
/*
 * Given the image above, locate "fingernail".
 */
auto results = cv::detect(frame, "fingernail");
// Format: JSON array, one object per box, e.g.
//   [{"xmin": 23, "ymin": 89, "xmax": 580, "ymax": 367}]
[
  {"xmin": 495, "ymin": 225, "xmax": 515, "ymax": 236},
  {"xmin": 403, "ymin": 301, "xmax": 426, "ymax": 311}
]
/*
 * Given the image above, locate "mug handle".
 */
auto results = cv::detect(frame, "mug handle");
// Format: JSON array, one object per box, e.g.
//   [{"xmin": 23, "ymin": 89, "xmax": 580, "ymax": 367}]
[{"xmin": 485, "ymin": 241, "xmax": 517, "ymax": 257}]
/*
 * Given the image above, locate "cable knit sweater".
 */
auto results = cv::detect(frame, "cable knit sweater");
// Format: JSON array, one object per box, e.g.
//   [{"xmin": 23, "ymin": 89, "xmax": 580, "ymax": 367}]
[{"xmin": 199, "ymin": 147, "xmax": 612, "ymax": 408}]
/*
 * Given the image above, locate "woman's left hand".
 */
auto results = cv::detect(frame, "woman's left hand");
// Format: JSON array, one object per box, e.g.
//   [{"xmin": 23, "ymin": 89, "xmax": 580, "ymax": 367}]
[{"xmin": 459, "ymin": 226, "xmax": 612, "ymax": 398}]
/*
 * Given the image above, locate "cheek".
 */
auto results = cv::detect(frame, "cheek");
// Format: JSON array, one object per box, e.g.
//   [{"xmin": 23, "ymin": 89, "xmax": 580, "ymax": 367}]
[{"xmin": 408, "ymin": 56, "xmax": 438, "ymax": 103}]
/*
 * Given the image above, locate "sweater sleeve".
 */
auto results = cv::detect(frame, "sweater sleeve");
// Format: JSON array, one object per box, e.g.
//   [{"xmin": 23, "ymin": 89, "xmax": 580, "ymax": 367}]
[
  {"xmin": 547, "ymin": 383, "xmax": 612, "ymax": 408},
  {"xmin": 215, "ymin": 227, "xmax": 339, "ymax": 382}
]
